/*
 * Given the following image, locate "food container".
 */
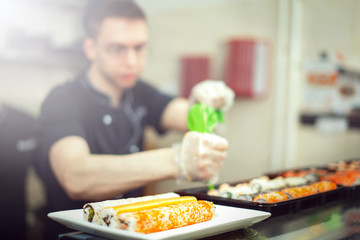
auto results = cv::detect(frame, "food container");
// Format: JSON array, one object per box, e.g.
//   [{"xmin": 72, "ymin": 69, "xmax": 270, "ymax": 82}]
[
  {"xmin": 176, "ymin": 180, "xmax": 345, "ymax": 218},
  {"xmin": 265, "ymin": 159, "xmax": 359, "ymax": 201},
  {"xmin": 177, "ymin": 159, "xmax": 358, "ymax": 218}
]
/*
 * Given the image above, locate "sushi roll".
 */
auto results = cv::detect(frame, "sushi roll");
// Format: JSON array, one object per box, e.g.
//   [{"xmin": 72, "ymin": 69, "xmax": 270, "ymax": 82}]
[
  {"xmin": 235, "ymin": 194, "xmax": 253, "ymax": 201},
  {"xmin": 250, "ymin": 177, "xmax": 286, "ymax": 193},
  {"xmin": 311, "ymin": 181, "xmax": 337, "ymax": 192},
  {"xmin": 216, "ymin": 183, "xmax": 234, "ymax": 198},
  {"xmin": 283, "ymin": 170, "xmax": 297, "ymax": 178},
  {"xmin": 253, "ymin": 191, "xmax": 288, "ymax": 203},
  {"xmin": 268, "ymin": 177, "xmax": 287, "ymax": 190},
  {"xmin": 304, "ymin": 172, "xmax": 321, "ymax": 183},
  {"xmin": 353, "ymin": 178, "xmax": 360, "ymax": 186},
  {"xmin": 218, "ymin": 183, "xmax": 232, "ymax": 192},
  {"xmin": 83, "ymin": 192, "xmax": 179, "ymax": 225},
  {"xmin": 207, "ymin": 189, "xmax": 219, "ymax": 196},
  {"xmin": 250, "ymin": 177, "xmax": 271, "ymax": 193},
  {"xmin": 232, "ymin": 183, "xmax": 257, "ymax": 196},
  {"xmin": 320, "ymin": 170, "xmax": 359, "ymax": 186},
  {"xmin": 349, "ymin": 160, "xmax": 360, "ymax": 170},
  {"xmin": 101, "ymin": 196, "xmax": 214, "ymax": 233},
  {"xmin": 281, "ymin": 186, "xmax": 318, "ymax": 199},
  {"xmin": 284, "ymin": 177, "xmax": 308, "ymax": 187}
]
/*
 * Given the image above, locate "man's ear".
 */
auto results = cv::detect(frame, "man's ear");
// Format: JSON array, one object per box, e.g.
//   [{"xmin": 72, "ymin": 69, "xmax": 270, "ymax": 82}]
[{"xmin": 83, "ymin": 37, "xmax": 96, "ymax": 61}]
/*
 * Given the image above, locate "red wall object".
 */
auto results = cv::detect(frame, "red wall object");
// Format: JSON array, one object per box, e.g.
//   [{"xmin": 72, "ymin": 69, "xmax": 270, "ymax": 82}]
[
  {"xmin": 224, "ymin": 38, "xmax": 270, "ymax": 99},
  {"xmin": 180, "ymin": 56, "xmax": 210, "ymax": 98}
]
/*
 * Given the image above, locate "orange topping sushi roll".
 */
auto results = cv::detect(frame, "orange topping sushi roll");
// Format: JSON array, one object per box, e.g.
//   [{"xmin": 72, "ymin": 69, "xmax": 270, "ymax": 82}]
[
  {"xmin": 101, "ymin": 197, "xmax": 215, "ymax": 234},
  {"xmin": 311, "ymin": 181, "xmax": 337, "ymax": 192},
  {"xmin": 253, "ymin": 191, "xmax": 288, "ymax": 203},
  {"xmin": 281, "ymin": 186, "xmax": 318, "ymax": 199}
]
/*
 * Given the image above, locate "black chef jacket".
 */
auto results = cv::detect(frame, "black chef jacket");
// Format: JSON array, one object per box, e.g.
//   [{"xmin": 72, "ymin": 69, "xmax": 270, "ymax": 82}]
[
  {"xmin": 0, "ymin": 104, "xmax": 37, "ymax": 240},
  {"xmin": 35, "ymin": 73, "xmax": 173, "ymax": 239}
]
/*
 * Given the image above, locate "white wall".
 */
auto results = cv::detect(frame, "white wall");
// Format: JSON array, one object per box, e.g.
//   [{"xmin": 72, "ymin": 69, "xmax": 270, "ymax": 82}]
[
  {"xmin": 0, "ymin": 0, "xmax": 86, "ymax": 115},
  {"xmin": 137, "ymin": 0, "xmax": 279, "ymax": 193}
]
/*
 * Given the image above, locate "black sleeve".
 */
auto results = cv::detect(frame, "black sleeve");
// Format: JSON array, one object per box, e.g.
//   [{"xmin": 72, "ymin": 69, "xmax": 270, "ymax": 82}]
[
  {"xmin": 37, "ymin": 85, "xmax": 86, "ymax": 163},
  {"xmin": 133, "ymin": 81, "xmax": 174, "ymax": 134}
]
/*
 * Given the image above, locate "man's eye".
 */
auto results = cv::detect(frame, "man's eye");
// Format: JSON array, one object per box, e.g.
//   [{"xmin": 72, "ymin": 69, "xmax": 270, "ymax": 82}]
[
  {"xmin": 111, "ymin": 46, "xmax": 126, "ymax": 53},
  {"xmin": 106, "ymin": 45, "xmax": 126, "ymax": 54},
  {"xmin": 134, "ymin": 45, "xmax": 145, "ymax": 52}
]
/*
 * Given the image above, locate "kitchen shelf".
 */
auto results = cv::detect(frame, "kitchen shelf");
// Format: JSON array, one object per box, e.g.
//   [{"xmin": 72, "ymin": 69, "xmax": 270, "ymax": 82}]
[
  {"xmin": 0, "ymin": 50, "xmax": 87, "ymax": 70},
  {"xmin": 300, "ymin": 112, "xmax": 360, "ymax": 129}
]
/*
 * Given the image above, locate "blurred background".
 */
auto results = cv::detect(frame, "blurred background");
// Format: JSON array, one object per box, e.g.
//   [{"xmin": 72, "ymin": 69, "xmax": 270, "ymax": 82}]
[{"xmin": 0, "ymin": 0, "xmax": 359, "ymax": 239}]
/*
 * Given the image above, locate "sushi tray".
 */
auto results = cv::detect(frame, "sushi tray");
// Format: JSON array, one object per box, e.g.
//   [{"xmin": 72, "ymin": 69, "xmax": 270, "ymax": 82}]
[
  {"xmin": 176, "ymin": 159, "xmax": 360, "ymax": 218},
  {"xmin": 266, "ymin": 158, "xmax": 360, "ymax": 200}
]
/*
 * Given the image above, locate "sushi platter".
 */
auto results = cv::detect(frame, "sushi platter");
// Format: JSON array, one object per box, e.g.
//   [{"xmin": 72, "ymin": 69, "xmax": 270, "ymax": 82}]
[
  {"xmin": 49, "ymin": 192, "xmax": 271, "ymax": 239},
  {"xmin": 176, "ymin": 159, "xmax": 360, "ymax": 218},
  {"xmin": 49, "ymin": 204, "xmax": 271, "ymax": 240}
]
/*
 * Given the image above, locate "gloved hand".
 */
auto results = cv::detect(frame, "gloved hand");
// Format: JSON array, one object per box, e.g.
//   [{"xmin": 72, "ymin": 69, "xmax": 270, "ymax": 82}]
[
  {"xmin": 190, "ymin": 80, "xmax": 235, "ymax": 111},
  {"xmin": 174, "ymin": 131, "xmax": 228, "ymax": 182}
]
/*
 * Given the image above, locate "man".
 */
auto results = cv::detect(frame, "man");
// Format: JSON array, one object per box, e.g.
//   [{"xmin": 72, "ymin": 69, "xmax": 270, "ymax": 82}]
[
  {"xmin": 0, "ymin": 101, "xmax": 38, "ymax": 240},
  {"xmin": 36, "ymin": 0, "xmax": 234, "ymax": 238}
]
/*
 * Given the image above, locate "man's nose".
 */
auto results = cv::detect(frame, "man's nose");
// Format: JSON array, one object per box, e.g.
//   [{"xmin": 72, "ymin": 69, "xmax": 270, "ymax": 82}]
[{"xmin": 123, "ymin": 48, "xmax": 138, "ymax": 66}]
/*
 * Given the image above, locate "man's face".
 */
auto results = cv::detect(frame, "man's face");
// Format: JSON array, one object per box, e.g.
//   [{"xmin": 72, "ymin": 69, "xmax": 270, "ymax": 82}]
[{"xmin": 90, "ymin": 18, "xmax": 148, "ymax": 90}]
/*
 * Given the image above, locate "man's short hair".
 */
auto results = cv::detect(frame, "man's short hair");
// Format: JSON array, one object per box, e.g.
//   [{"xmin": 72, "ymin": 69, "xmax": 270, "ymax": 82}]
[{"xmin": 84, "ymin": 0, "xmax": 147, "ymax": 38}]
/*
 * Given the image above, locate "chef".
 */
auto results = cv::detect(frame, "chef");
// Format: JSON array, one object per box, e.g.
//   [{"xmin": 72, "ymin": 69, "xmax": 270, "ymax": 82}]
[{"xmin": 35, "ymin": 0, "xmax": 234, "ymax": 239}]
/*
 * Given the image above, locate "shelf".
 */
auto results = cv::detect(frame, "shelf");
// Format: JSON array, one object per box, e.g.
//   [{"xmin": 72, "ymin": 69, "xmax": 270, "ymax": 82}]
[
  {"xmin": 0, "ymin": 50, "xmax": 87, "ymax": 70},
  {"xmin": 300, "ymin": 112, "xmax": 360, "ymax": 129},
  {"xmin": 8, "ymin": 0, "xmax": 88, "ymax": 11}
]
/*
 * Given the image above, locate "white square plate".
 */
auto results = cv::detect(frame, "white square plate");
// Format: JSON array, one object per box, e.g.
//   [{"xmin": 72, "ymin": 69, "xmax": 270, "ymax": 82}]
[{"xmin": 48, "ymin": 205, "xmax": 270, "ymax": 240}]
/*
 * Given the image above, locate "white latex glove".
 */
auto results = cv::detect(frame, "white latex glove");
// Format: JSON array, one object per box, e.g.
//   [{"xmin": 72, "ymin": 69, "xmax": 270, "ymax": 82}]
[
  {"xmin": 174, "ymin": 131, "xmax": 228, "ymax": 182},
  {"xmin": 190, "ymin": 80, "xmax": 235, "ymax": 111}
]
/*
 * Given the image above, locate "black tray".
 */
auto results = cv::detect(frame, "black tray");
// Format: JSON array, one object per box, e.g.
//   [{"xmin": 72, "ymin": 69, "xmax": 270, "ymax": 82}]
[
  {"xmin": 176, "ymin": 183, "xmax": 345, "ymax": 218},
  {"xmin": 265, "ymin": 159, "xmax": 360, "ymax": 202}
]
